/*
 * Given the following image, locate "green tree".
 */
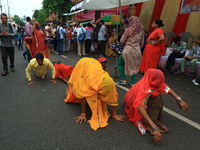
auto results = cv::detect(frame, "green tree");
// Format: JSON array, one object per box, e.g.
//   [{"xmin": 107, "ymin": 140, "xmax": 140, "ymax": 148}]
[
  {"xmin": 33, "ymin": 10, "xmax": 40, "ymax": 19},
  {"xmin": 12, "ymin": 15, "xmax": 25, "ymax": 26},
  {"xmin": 42, "ymin": 0, "xmax": 73, "ymax": 21},
  {"xmin": 32, "ymin": 9, "xmax": 47, "ymax": 27}
]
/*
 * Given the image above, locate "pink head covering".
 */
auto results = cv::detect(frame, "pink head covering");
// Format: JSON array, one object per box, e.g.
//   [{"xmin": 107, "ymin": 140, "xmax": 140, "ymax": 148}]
[{"xmin": 123, "ymin": 16, "xmax": 144, "ymax": 37}]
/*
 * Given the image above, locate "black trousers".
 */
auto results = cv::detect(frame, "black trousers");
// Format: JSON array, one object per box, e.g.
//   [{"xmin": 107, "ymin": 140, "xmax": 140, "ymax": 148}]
[
  {"xmin": 99, "ymin": 40, "xmax": 106, "ymax": 55},
  {"xmin": 53, "ymin": 38, "xmax": 57, "ymax": 51},
  {"xmin": 1, "ymin": 47, "xmax": 15, "ymax": 71},
  {"xmin": 85, "ymin": 39, "xmax": 91, "ymax": 54},
  {"xmin": 165, "ymin": 52, "xmax": 184, "ymax": 69}
]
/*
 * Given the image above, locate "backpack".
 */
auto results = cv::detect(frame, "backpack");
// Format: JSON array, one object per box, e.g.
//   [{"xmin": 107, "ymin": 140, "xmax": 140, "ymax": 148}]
[
  {"xmin": 77, "ymin": 27, "xmax": 85, "ymax": 43},
  {"xmin": 8, "ymin": 23, "xmax": 13, "ymax": 33},
  {"xmin": 55, "ymin": 27, "xmax": 60, "ymax": 40}
]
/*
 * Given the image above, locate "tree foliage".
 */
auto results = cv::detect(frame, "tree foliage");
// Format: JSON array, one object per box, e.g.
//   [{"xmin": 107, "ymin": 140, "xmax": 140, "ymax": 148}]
[
  {"xmin": 12, "ymin": 15, "xmax": 25, "ymax": 26},
  {"xmin": 42, "ymin": 0, "xmax": 73, "ymax": 21},
  {"xmin": 33, "ymin": 9, "xmax": 47, "ymax": 27}
]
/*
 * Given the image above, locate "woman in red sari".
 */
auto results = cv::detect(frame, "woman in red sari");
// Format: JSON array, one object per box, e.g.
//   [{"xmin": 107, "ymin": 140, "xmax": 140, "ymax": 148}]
[
  {"xmin": 139, "ymin": 19, "xmax": 165, "ymax": 73},
  {"xmin": 31, "ymin": 21, "xmax": 49, "ymax": 59},
  {"xmin": 124, "ymin": 69, "xmax": 189, "ymax": 144}
]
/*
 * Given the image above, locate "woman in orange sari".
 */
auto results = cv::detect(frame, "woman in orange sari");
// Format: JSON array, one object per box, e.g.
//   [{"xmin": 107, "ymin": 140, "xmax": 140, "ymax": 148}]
[
  {"xmin": 65, "ymin": 58, "xmax": 125, "ymax": 130},
  {"xmin": 31, "ymin": 21, "xmax": 49, "ymax": 59},
  {"xmin": 139, "ymin": 19, "xmax": 165, "ymax": 73}
]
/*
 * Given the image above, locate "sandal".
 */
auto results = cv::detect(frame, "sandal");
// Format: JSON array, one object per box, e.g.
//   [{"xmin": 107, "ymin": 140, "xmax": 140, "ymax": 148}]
[
  {"xmin": 1, "ymin": 71, "xmax": 9, "ymax": 76},
  {"xmin": 10, "ymin": 68, "xmax": 15, "ymax": 72},
  {"xmin": 117, "ymin": 80, "xmax": 127, "ymax": 85}
]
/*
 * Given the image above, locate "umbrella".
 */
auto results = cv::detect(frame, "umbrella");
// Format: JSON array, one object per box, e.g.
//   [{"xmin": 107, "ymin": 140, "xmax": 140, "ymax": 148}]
[{"xmin": 95, "ymin": 14, "xmax": 127, "ymax": 25}]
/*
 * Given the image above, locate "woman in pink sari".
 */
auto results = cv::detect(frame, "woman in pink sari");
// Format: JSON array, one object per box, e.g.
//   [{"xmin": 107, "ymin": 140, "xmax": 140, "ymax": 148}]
[
  {"xmin": 31, "ymin": 21, "xmax": 49, "ymax": 59},
  {"xmin": 139, "ymin": 19, "xmax": 165, "ymax": 73}
]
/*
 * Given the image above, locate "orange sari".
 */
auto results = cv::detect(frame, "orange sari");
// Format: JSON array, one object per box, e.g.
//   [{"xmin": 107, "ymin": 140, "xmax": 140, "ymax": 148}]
[
  {"xmin": 139, "ymin": 28, "xmax": 165, "ymax": 73},
  {"xmin": 65, "ymin": 58, "xmax": 118, "ymax": 130},
  {"xmin": 54, "ymin": 63, "xmax": 73, "ymax": 79}
]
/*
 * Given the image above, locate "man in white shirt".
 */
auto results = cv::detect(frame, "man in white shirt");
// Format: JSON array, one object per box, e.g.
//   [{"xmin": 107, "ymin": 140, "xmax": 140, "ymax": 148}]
[
  {"xmin": 77, "ymin": 22, "xmax": 86, "ymax": 56},
  {"xmin": 98, "ymin": 20, "xmax": 107, "ymax": 56}
]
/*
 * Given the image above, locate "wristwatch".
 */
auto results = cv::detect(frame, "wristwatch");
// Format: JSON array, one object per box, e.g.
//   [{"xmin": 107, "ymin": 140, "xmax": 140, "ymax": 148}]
[{"xmin": 177, "ymin": 97, "xmax": 183, "ymax": 103}]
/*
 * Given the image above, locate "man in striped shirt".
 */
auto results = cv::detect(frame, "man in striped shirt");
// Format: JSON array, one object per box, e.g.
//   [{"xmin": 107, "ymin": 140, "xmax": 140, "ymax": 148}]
[{"xmin": 0, "ymin": 13, "xmax": 16, "ymax": 76}]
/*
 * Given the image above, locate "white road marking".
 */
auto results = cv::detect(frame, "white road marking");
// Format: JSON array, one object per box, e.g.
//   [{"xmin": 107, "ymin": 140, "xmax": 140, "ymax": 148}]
[
  {"xmin": 54, "ymin": 52, "xmax": 69, "ymax": 59},
  {"xmin": 115, "ymin": 83, "xmax": 200, "ymax": 130},
  {"xmin": 61, "ymin": 55, "xmax": 69, "ymax": 59}
]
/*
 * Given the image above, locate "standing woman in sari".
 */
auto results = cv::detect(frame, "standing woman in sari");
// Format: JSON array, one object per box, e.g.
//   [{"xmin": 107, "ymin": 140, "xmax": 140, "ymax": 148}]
[
  {"xmin": 139, "ymin": 19, "xmax": 165, "ymax": 73},
  {"xmin": 31, "ymin": 21, "xmax": 49, "ymax": 59},
  {"xmin": 117, "ymin": 16, "xmax": 144, "ymax": 86}
]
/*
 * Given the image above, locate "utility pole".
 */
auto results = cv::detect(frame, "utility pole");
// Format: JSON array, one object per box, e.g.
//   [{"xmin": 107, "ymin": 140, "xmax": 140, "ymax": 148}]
[
  {"xmin": 0, "ymin": 0, "xmax": 2, "ymax": 14},
  {"xmin": 7, "ymin": 0, "xmax": 11, "ymax": 23}
]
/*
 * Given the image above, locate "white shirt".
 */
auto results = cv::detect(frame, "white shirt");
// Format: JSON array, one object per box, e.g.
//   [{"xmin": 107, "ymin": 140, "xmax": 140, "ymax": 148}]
[
  {"xmin": 98, "ymin": 25, "xmax": 106, "ymax": 41},
  {"xmin": 77, "ymin": 27, "xmax": 86, "ymax": 37},
  {"xmin": 57, "ymin": 26, "xmax": 66, "ymax": 39}
]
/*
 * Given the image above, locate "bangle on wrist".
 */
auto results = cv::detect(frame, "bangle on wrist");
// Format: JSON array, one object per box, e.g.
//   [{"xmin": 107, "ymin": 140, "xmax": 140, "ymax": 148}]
[
  {"xmin": 81, "ymin": 113, "xmax": 86, "ymax": 116},
  {"xmin": 176, "ymin": 97, "xmax": 183, "ymax": 103},
  {"xmin": 152, "ymin": 126, "xmax": 159, "ymax": 131},
  {"xmin": 112, "ymin": 115, "xmax": 119, "ymax": 119}
]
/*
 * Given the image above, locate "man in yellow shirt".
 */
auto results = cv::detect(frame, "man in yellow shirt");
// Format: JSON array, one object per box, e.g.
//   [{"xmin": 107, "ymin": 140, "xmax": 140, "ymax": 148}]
[{"xmin": 25, "ymin": 53, "xmax": 56, "ymax": 86}]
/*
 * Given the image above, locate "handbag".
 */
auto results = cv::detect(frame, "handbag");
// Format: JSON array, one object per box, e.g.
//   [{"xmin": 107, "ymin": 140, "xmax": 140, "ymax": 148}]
[{"xmin": 111, "ymin": 42, "xmax": 124, "ymax": 55}]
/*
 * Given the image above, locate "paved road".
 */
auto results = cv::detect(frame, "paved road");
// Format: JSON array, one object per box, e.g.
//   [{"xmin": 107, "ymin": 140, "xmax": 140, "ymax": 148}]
[{"xmin": 0, "ymin": 47, "xmax": 200, "ymax": 150}]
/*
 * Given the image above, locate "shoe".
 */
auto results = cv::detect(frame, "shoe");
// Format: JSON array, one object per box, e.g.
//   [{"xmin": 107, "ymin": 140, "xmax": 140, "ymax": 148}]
[
  {"xmin": 136, "ymin": 121, "xmax": 146, "ymax": 135},
  {"xmin": 188, "ymin": 73, "xmax": 195, "ymax": 77},
  {"xmin": 117, "ymin": 80, "xmax": 127, "ymax": 85},
  {"xmin": 1, "ymin": 70, "xmax": 9, "ymax": 76},
  {"xmin": 192, "ymin": 79, "xmax": 199, "ymax": 86},
  {"xmin": 10, "ymin": 68, "xmax": 15, "ymax": 72},
  {"xmin": 177, "ymin": 72, "xmax": 184, "ymax": 75}
]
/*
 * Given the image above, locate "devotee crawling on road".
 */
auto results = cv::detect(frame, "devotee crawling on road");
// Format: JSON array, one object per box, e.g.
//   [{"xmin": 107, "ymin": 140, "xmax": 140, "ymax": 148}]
[
  {"xmin": 53, "ymin": 60, "xmax": 73, "ymax": 84},
  {"xmin": 25, "ymin": 53, "xmax": 56, "ymax": 86},
  {"xmin": 97, "ymin": 57, "xmax": 107, "ymax": 71},
  {"xmin": 124, "ymin": 69, "xmax": 189, "ymax": 144},
  {"xmin": 65, "ymin": 58, "xmax": 126, "ymax": 130}
]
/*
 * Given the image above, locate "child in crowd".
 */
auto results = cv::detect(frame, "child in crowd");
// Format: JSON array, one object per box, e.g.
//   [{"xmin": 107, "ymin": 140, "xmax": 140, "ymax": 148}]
[
  {"xmin": 24, "ymin": 36, "xmax": 33, "ymax": 63},
  {"xmin": 67, "ymin": 26, "xmax": 72, "ymax": 51},
  {"xmin": 17, "ymin": 30, "xmax": 23, "ymax": 50}
]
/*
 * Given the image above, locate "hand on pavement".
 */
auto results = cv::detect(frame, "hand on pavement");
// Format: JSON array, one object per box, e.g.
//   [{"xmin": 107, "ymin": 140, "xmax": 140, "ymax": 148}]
[
  {"xmin": 112, "ymin": 114, "xmax": 126, "ymax": 121},
  {"xmin": 28, "ymin": 81, "xmax": 34, "ymax": 86},
  {"xmin": 178, "ymin": 101, "xmax": 189, "ymax": 112},
  {"xmin": 75, "ymin": 115, "xmax": 86, "ymax": 124},
  {"xmin": 50, "ymin": 79, "xmax": 57, "ymax": 84},
  {"xmin": 153, "ymin": 130, "xmax": 162, "ymax": 144}
]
